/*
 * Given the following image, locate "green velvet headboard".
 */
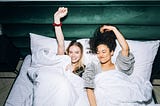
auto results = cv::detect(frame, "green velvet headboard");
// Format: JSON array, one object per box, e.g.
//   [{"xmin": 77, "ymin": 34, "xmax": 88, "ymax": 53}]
[{"xmin": 0, "ymin": 1, "xmax": 160, "ymax": 57}]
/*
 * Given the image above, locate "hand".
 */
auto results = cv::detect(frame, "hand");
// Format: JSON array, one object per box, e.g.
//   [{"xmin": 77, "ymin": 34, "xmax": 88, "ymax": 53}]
[
  {"xmin": 100, "ymin": 25, "xmax": 116, "ymax": 33},
  {"xmin": 65, "ymin": 64, "xmax": 73, "ymax": 72},
  {"xmin": 54, "ymin": 7, "xmax": 68, "ymax": 20}
]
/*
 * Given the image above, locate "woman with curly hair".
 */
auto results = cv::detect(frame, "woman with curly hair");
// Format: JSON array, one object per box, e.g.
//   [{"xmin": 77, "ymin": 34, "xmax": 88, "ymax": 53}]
[{"xmin": 82, "ymin": 25, "xmax": 152, "ymax": 106}]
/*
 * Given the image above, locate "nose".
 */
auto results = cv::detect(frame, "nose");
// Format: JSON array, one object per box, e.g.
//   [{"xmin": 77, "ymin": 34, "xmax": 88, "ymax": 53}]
[
  {"xmin": 69, "ymin": 53, "xmax": 75, "ymax": 57},
  {"xmin": 98, "ymin": 52, "xmax": 104, "ymax": 58}
]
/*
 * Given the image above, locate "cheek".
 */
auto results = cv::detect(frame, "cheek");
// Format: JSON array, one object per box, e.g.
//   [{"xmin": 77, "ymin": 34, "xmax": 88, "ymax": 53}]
[
  {"xmin": 68, "ymin": 53, "xmax": 72, "ymax": 57},
  {"xmin": 97, "ymin": 54, "xmax": 101, "ymax": 59},
  {"xmin": 69, "ymin": 52, "xmax": 81, "ymax": 59},
  {"xmin": 97, "ymin": 53, "xmax": 110, "ymax": 59},
  {"xmin": 76, "ymin": 53, "xmax": 81, "ymax": 59}
]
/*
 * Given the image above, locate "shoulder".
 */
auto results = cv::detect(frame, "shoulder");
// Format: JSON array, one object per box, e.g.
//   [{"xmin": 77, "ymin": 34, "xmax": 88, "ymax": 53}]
[
  {"xmin": 82, "ymin": 62, "xmax": 98, "ymax": 88},
  {"xmin": 86, "ymin": 62, "xmax": 98, "ymax": 71}
]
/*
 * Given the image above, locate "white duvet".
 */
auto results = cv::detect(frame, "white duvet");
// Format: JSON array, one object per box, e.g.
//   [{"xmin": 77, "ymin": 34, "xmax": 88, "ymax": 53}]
[
  {"xmin": 28, "ymin": 45, "xmax": 155, "ymax": 106},
  {"xmin": 29, "ymin": 51, "xmax": 155, "ymax": 106},
  {"xmin": 5, "ymin": 54, "xmax": 159, "ymax": 106},
  {"xmin": 94, "ymin": 70, "xmax": 153, "ymax": 106},
  {"xmin": 31, "ymin": 68, "xmax": 90, "ymax": 106},
  {"xmin": 30, "ymin": 57, "xmax": 153, "ymax": 106},
  {"xmin": 28, "ymin": 54, "xmax": 89, "ymax": 106}
]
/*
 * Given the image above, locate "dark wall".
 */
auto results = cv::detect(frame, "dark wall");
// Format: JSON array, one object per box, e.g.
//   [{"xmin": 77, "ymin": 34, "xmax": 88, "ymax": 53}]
[{"xmin": 0, "ymin": 1, "xmax": 160, "ymax": 57}]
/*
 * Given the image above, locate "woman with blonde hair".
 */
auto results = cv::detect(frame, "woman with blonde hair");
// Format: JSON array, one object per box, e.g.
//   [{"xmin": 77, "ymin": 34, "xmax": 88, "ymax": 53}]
[{"xmin": 33, "ymin": 7, "xmax": 89, "ymax": 106}]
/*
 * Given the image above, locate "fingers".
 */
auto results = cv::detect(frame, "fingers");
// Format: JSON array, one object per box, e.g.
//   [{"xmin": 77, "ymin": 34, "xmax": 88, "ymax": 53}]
[
  {"xmin": 65, "ymin": 64, "xmax": 72, "ymax": 71},
  {"xmin": 58, "ymin": 7, "xmax": 68, "ymax": 14},
  {"xmin": 54, "ymin": 7, "xmax": 68, "ymax": 19},
  {"xmin": 100, "ymin": 25, "xmax": 109, "ymax": 33},
  {"xmin": 100, "ymin": 25, "xmax": 115, "ymax": 33}
]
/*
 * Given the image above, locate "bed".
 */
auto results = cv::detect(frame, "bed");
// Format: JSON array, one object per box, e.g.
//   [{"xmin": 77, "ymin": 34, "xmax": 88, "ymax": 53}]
[
  {"xmin": 0, "ymin": 1, "xmax": 160, "ymax": 106},
  {"xmin": 4, "ymin": 33, "xmax": 160, "ymax": 106}
]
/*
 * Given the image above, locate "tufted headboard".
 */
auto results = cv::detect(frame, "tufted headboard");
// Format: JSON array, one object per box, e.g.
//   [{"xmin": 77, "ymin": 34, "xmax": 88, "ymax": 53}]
[{"xmin": 0, "ymin": 1, "xmax": 160, "ymax": 79}]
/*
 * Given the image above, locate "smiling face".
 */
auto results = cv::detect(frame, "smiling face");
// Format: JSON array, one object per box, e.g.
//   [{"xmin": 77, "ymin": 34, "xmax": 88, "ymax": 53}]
[
  {"xmin": 68, "ymin": 45, "xmax": 82, "ymax": 64},
  {"xmin": 96, "ymin": 44, "xmax": 114, "ymax": 64}
]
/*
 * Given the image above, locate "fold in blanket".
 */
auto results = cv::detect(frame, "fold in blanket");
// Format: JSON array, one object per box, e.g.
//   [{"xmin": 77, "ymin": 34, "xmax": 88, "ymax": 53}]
[
  {"xmin": 28, "ymin": 54, "xmax": 89, "ymax": 106},
  {"xmin": 94, "ymin": 70, "xmax": 153, "ymax": 106}
]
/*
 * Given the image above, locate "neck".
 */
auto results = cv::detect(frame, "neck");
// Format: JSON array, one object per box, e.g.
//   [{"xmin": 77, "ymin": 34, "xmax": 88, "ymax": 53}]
[
  {"xmin": 101, "ymin": 61, "xmax": 115, "ymax": 71},
  {"xmin": 71, "ymin": 62, "xmax": 78, "ymax": 71},
  {"xmin": 71, "ymin": 62, "xmax": 77, "ymax": 66}
]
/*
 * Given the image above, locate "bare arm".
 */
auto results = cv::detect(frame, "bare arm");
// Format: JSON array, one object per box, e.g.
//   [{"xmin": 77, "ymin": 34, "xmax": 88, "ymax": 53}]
[
  {"xmin": 86, "ymin": 88, "xmax": 97, "ymax": 106},
  {"xmin": 100, "ymin": 25, "xmax": 129, "ymax": 57},
  {"xmin": 54, "ymin": 7, "xmax": 68, "ymax": 55}
]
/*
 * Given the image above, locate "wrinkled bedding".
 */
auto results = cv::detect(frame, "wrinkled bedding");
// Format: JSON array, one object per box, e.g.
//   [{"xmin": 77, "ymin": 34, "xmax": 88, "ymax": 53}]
[
  {"xmin": 29, "ymin": 54, "xmax": 154, "ymax": 106},
  {"xmin": 31, "ymin": 69, "xmax": 89, "ymax": 106},
  {"xmin": 94, "ymin": 70, "xmax": 153, "ymax": 106},
  {"xmin": 5, "ymin": 55, "xmax": 33, "ymax": 106},
  {"xmin": 28, "ymin": 54, "xmax": 89, "ymax": 106},
  {"xmin": 5, "ymin": 55, "xmax": 160, "ymax": 106}
]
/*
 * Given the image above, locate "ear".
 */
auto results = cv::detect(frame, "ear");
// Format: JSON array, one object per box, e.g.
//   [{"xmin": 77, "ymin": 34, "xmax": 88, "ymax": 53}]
[{"xmin": 111, "ymin": 50, "xmax": 114, "ymax": 56}]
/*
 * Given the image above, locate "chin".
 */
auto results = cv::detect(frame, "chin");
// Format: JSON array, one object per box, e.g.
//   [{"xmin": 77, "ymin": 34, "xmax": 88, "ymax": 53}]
[
  {"xmin": 100, "ymin": 62, "xmax": 106, "ymax": 64},
  {"xmin": 100, "ymin": 60, "xmax": 108, "ymax": 64},
  {"xmin": 71, "ymin": 60, "xmax": 79, "ymax": 64}
]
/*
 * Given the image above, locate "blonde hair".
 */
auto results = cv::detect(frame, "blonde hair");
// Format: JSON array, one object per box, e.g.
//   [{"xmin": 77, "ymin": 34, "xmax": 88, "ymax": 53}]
[{"xmin": 66, "ymin": 40, "xmax": 84, "ymax": 73}]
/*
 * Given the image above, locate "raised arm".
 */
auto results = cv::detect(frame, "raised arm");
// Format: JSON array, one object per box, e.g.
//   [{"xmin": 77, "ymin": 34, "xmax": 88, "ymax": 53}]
[
  {"xmin": 54, "ymin": 7, "xmax": 68, "ymax": 55},
  {"xmin": 100, "ymin": 25, "xmax": 129, "ymax": 57}
]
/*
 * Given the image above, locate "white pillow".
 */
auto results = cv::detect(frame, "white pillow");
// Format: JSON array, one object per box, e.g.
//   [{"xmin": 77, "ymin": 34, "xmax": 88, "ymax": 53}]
[
  {"xmin": 30, "ymin": 33, "xmax": 160, "ymax": 81},
  {"xmin": 30, "ymin": 33, "xmax": 71, "ymax": 54},
  {"xmin": 30, "ymin": 33, "xmax": 71, "ymax": 66},
  {"xmin": 127, "ymin": 40, "xmax": 159, "ymax": 81},
  {"xmin": 30, "ymin": 33, "xmax": 58, "ymax": 54},
  {"xmin": 77, "ymin": 38, "xmax": 160, "ymax": 81}
]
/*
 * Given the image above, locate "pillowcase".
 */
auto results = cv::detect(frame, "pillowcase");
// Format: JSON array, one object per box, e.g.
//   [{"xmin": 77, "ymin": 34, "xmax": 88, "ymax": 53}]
[
  {"xmin": 30, "ymin": 33, "xmax": 71, "ymax": 67},
  {"xmin": 126, "ymin": 40, "xmax": 159, "ymax": 81},
  {"xmin": 30, "ymin": 33, "xmax": 70, "ymax": 54},
  {"xmin": 30, "ymin": 33, "xmax": 160, "ymax": 81}
]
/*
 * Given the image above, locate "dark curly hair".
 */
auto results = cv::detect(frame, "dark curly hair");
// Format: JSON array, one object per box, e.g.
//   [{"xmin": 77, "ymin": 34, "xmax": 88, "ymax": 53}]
[{"xmin": 89, "ymin": 25, "xmax": 117, "ymax": 54}]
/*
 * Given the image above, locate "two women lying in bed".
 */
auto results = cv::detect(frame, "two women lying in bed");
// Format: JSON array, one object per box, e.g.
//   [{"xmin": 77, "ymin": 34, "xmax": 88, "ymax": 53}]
[
  {"xmin": 6, "ymin": 7, "xmax": 152, "ymax": 106},
  {"xmin": 54, "ymin": 7, "xmax": 134, "ymax": 77},
  {"xmin": 53, "ymin": 7, "xmax": 152, "ymax": 106}
]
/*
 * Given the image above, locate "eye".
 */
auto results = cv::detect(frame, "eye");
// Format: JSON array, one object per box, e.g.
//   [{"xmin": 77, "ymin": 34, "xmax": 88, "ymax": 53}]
[
  {"xmin": 102, "ymin": 51, "xmax": 106, "ymax": 53},
  {"xmin": 75, "ymin": 51, "xmax": 80, "ymax": 54},
  {"xmin": 69, "ymin": 51, "xmax": 73, "ymax": 54}
]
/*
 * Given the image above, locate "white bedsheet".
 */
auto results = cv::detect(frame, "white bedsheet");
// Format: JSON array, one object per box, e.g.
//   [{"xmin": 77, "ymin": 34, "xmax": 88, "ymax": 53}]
[
  {"xmin": 94, "ymin": 70, "xmax": 153, "ymax": 106},
  {"xmin": 64, "ymin": 71, "xmax": 89, "ymax": 106},
  {"xmin": 5, "ymin": 55, "xmax": 33, "ymax": 106},
  {"xmin": 31, "ymin": 69, "xmax": 89, "ymax": 106},
  {"xmin": 5, "ymin": 54, "xmax": 160, "ymax": 106},
  {"xmin": 28, "ymin": 47, "xmax": 90, "ymax": 106}
]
